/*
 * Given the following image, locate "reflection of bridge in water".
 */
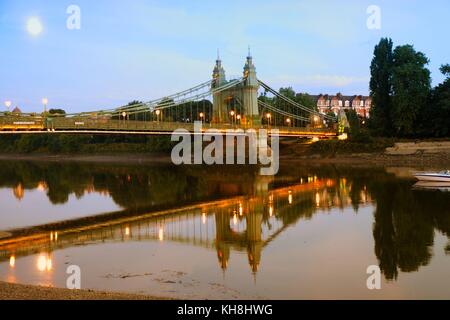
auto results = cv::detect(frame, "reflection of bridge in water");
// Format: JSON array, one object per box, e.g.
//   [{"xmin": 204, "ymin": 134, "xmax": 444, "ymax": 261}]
[{"xmin": 0, "ymin": 177, "xmax": 372, "ymax": 273}]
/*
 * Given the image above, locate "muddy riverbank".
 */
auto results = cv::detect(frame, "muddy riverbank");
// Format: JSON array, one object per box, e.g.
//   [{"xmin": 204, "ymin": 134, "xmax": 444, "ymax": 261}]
[
  {"xmin": 1, "ymin": 149, "xmax": 449, "ymax": 167},
  {"xmin": 0, "ymin": 281, "xmax": 169, "ymax": 300}
]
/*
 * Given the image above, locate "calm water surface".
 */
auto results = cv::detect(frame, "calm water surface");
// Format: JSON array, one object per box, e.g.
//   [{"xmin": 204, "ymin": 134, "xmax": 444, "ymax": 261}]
[{"xmin": 0, "ymin": 161, "xmax": 449, "ymax": 299}]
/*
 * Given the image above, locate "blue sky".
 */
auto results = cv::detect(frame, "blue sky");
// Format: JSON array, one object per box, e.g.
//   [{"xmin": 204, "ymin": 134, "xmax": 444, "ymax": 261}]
[{"xmin": 0, "ymin": 0, "xmax": 449, "ymax": 113}]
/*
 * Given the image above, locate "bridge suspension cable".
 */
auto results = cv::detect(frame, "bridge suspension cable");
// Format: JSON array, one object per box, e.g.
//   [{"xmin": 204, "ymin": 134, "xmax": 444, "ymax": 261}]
[
  {"xmin": 258, "ymin": 100, "xmax": 310, "ymax": 122},
  {"xmin": 258, "ymin": 80, "xmax": 336, "ymax": 121},
  {"xmin": 108, "ymin": 77, "xmax": 245, "ymax": 117},
  {"xmin": 62, "ymin": 79, "xmax": 215, "ymax": 118}
]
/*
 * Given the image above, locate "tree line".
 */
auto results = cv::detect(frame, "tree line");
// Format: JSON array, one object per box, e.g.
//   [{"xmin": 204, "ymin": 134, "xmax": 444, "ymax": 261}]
[{"xmin": 369, "ymin": 38, "xmax": 450, "ymax": 138}]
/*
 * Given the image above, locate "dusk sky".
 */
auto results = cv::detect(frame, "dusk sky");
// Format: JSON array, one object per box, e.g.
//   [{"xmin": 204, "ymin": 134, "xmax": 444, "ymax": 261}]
[{"xmin": 0, "ymin": 0, "xmax": 449, "ymax": 113}]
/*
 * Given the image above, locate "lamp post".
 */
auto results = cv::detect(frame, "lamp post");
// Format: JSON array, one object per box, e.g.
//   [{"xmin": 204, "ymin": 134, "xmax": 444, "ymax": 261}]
[
  {"xmin": 4, "ymin": 100, "xmax": 11, "ymax": 113},
  {"xmin": 122, "ymin": 111, "xmax": 127, "ymax": 127},
  {"xmin": 266, "ymin": 113, "xmax": 271, "ymax": 127},
  {"xmin": 313, "ymin": 115, "xmax": 319, "ymax": 128},
  {"xmin": 155, "ymin": 109, "xmax": 161, "ymax": 123},
  {"xmin": 42, "ymin": 98, "xmax": 48, "ymax": 114},
  {"xmin": 236, "ymin": 114, "xmax": 241, "ymax": 126},
  {"xmin": 199, "ymin": 112, "xmax": 204, "ymax": 123},
  {"xmin": 286, "ymin": 117, "xmax": 291, "ymax": 127},
  {"xmin": 230, "ymin": 110, "xmax": 235, "ymax": 126}
]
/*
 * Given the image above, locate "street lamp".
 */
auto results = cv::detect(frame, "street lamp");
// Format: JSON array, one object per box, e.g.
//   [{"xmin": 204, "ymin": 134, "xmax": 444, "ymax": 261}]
[
  {"xmin": 155, "ymin": 109, "xmax": 161, "ymax": 122},
  {"xmin": 266, "ymin": 113, "xmax": 271, "ymax": 126},
  {"xmin": 4, "ymin": 100, "xmax": 11, "ymax": 112},
  {"xmin": 286, "ymin": 117, "xmax": 291, "ymax": 127},
  {"xmin": 42, "ymin": 98, "xmax": 48, "ymax": 114},
  {"xmin": 230, "ymin": 110, "xmax": 235, "ymax": 125},
  {"xmin": 236, "ymin": 114, "xmax": 241, "ymax": 125},
  {"xmin": 199, "ymin": 112, "xmax": 204, "ymax": 123},
  {"xmin": 313, "ymin": 115, "xmax": 319, "ymax": 128}
]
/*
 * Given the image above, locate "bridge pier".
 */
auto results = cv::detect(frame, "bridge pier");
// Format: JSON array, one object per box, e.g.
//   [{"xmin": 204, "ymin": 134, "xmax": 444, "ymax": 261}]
[
  {"xmin": 241, "ymin": 52, "xmax": 261, "ymax": 126},
  {"xmin": 211, "ymin": 55, "xmax": 227, "ymax": 124},
  {"xmin": 211, "ymin": 52, "xmax": 261, "ymax": 126}
]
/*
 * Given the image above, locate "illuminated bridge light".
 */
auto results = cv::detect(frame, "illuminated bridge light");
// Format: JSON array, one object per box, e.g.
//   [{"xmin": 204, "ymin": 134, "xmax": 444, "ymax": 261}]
[
  {"xmin": 50, "ymin": 231, "xmax": 58, "ymax": 242},
  {"xmin": 9, "ymin": 255, "xmax": 15, "ymax": 268},
  {"xmin": 37, "ymin": 254, "xmax": 52, "ymax": 272},
  {"xmin": 37, "ymin": 181, "xmax": 47, "ymax": 191},
  {"xmin": 158, "ymin": 227, "xmax": 164, "ymax": 241},
  {"xmin": 125, "ymin": 226, "xmax": 130, "ymax": 236},
  {"xmin": 202, "ymin": 212, "xmax": 207, "ymax": 224}
]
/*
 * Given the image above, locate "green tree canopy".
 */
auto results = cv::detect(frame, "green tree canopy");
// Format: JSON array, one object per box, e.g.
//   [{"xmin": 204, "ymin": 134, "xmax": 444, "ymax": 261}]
[
  {"xmin": 440, "ymin": 64, "xmax": 450, "ymax": 78},
  {"xmin": 391, "ymin": 45, "xmax": 431, "ymax": 136},
  {"xmin": 48, "ymin": 108, "xmax": 66, "ymax": 115},
  {"xmin": 295, "ymin": 93, "xmax": 316, "ymax": 110},
  {"xmin": 369, "ymin": 38, "xmax": 394, "ymax": 136},
  {"xmin": 424, "ymin": 64, "xmax": 450, "ymax": 136}
]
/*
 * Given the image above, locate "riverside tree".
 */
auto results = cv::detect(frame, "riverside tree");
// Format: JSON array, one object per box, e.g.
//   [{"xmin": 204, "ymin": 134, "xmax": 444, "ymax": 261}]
[
  {"xmin": 369, "ymin": 39, "xmax": 437, "ymax": 138},
  {"xmin": 423, "ymin": 64, "xmax": 450, "ymax": 137},
  {"xmin": 369, "ymin": 38, "xmax": 394, "ymax": 136},
  {"xmin": 391, "ymin": 45, "xmax": 431, "ymax": 136}
]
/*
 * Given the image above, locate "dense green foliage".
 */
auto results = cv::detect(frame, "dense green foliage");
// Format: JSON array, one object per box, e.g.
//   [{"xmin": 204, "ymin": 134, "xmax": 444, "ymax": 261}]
[
  {"xmin": 48, "ymin": 108, "xmax": 66, "ymax": 115},
  {"xmin": 262, "ymin": 87, "xmax": 317, "ymax": 111},
  {"xmin": 0, "ymin": 134, "xmax": 174, "ymax": 154},
  {"xmin": 421, "ymin": 64, "xmax": 450, "ymax": 137},
  {"xmin": 369, "ymin": 38, "xmax": 394, "ymax": 136},
  {"xmin": 391, "ymin": 45, "xmax": 431, "ymax": 136},
  {"xmin": 369, "ymin": 38, "xmax": 448, "ymax": 138},
  {"xmin": 308, "ymin": 138, "xmax": 395, "ymax": 156}
]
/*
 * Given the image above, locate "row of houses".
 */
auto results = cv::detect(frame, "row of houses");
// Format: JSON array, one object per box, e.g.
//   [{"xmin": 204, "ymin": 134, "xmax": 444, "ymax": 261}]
[{"xmin": 311, "ymin": 94, "xmax": 372, "ymax": 118}]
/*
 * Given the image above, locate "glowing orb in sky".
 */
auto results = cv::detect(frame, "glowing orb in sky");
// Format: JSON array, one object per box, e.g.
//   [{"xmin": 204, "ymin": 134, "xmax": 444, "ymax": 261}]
[{"xmin": 26, "ymin": 17, "xmax": 43, "ymax": 36}]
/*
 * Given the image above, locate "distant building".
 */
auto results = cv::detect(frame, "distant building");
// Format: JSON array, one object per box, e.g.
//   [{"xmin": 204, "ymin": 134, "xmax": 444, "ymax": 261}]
[
  {"xmin": 311, "ymin": 93, "xmax": 372, "ymax": 118},
  {"xmin": 11, "ymin": 106, "xmax": 22, "ymax": 114}
]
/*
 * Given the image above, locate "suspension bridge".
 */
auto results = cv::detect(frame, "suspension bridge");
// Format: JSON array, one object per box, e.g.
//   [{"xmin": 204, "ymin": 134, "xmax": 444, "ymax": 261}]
[{"xmin": 0, "ymin": 52, "xmax": 343, "ymax": 138}]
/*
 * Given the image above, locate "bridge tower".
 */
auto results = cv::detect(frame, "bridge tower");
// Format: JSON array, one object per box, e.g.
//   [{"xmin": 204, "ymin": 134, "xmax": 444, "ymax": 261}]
[
  {"xmin": 211, "ymin": 52, "xmax": 227, "ymax": 123},
  {"xmin": 242, "ymin": 49, "xmax": 260, "ymax": 126}
]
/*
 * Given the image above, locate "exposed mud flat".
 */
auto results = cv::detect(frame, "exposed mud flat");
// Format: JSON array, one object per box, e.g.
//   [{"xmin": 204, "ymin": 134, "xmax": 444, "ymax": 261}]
[{"xmin": 0, "ymin": 281, "xmax": 168, "ymax": 300}]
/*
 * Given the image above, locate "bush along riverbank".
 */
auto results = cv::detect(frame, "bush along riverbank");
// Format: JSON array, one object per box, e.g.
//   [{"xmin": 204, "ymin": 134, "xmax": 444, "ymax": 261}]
[
  {"xmin": 0, "ymin": 134, "xmax": 176, "ymax": 154},
  {"xmin": 307, "ymin": 138, "xmax": 396, "ymax": 156}
]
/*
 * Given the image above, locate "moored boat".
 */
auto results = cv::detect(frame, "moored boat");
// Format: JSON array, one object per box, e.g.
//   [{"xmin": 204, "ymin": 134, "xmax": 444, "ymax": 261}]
[
  {"xmin": 413, "ymin": 181, "xmax": 450, "ymax": 192},
  {"xmin": 414, "ymin": 170, "xmax": 450, "ymax": 182}
]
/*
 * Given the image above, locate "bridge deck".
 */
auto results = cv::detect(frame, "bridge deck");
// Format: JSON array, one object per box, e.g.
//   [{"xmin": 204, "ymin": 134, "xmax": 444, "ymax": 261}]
[{"xmin": 0, "ymin": 116, "xmax": 336, "ymax": 137}]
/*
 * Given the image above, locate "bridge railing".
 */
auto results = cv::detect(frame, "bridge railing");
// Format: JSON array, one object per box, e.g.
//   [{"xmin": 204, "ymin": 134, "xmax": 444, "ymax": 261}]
[
  {"xmin": 0, "ymin": 115, "xmax": 336, "ymax": 136},
  {"xmin": 0, "ymin": 115, "xmax": 45, "ymax": 131}
]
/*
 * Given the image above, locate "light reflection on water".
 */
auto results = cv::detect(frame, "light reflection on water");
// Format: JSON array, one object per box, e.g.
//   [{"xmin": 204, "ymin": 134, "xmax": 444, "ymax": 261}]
[{"xmin": 0, "ymin": 161, "xmax": 449, "ymax": 299}]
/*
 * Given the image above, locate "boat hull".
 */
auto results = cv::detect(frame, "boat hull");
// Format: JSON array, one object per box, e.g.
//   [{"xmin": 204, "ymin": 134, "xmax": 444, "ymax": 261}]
[
  {"xmin": 413, "ymin": 181, "xmax": 450, "ymax": 191},
  {"xmin": 414, "ymin": 174, "xmax": 450, "ymax": 182}
]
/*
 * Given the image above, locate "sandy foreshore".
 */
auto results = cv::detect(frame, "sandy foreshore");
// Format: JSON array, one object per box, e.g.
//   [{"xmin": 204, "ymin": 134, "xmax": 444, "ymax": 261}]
[{"xmin": 0, "ymin": 281, "xmax": 170, "ymax": 300}]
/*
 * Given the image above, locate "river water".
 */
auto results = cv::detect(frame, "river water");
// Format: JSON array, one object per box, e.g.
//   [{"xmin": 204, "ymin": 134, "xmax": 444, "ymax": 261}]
[{"xmin": 0, "ymin": 160, "xmax": 449, "ymax": 299}]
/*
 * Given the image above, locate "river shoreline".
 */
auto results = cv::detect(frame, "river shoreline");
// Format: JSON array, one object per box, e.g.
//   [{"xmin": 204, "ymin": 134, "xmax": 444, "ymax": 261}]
[
  {"xmin": 0, "ymin": 151, "xmax": 449, "ymax": 167},
  {"xmin": 0, "ymin": 281, "xmax": 170, "ymax": 300}
]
